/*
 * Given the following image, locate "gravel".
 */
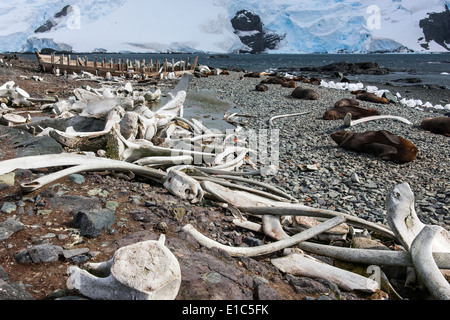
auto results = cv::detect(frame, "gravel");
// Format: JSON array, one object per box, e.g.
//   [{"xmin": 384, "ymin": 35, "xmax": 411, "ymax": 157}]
[{"xmin": 189, "ymin": 71, "xmax": 450, "ymax": 231}]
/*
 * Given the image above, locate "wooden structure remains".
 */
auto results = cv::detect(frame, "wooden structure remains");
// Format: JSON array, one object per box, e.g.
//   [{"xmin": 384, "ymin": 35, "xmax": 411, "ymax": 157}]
[{"xmin": 35, "ymin": 51, "xmax": 198, "ymax": 79}]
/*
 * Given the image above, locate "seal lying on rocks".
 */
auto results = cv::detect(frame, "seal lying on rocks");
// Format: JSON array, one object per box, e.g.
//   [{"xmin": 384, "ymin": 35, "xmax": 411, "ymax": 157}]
[
  {"xmin": 331, "ymin": 130, "xmax": 418, "ymax": 164},
  {"xmin": 291, "ymin": 87, "xmax": 319, "ymax": 100},
  {"xmin": 420, "ymin": 117, "xmax": 450, "ymax": 136},
  {"xmin": 323, "ymin": 105, "xmax": 380, "ymax": 120},
  {"xmin": 255, "ymin": 84, "xmax": 269, "ymax": 92},
  {"xmin": 334, "ymin": 98, "xmax": 360, "ymax": 108},
  {"xmin": 355, "ymin": 91, "xmax": 390, "ymax": 104}
]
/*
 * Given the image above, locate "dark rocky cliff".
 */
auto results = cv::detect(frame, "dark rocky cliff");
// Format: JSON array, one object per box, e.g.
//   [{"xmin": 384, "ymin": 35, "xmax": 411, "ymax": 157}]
[
  {"xmin": 231, "ymin": 10, "xmax": 285, "ymax": 54},
  {"xmin": 419, "ymin": 5, "xmax": 450, "ymax": 51}
]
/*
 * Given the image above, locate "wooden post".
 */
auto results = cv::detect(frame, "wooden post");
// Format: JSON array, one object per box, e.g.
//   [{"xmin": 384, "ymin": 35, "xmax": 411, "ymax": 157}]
[
  {"xmin": 172, "ymin": 58, "xmax": 175, "ymax": 72},
  {"xmin": 85, "ymin": 56, "xmax": 88, "ymax": 67},
  {"xmin": 60, "ymin": 54, "xmax": 64, "ymax": 65},
  {"xmin": 51, "ymin": 53, "xmax": 55, "ymax": 64},
  {"xmin": 94, "ymin": 57, "xmax": 98, "ymax": 68},
  {"xmin": 150, "ymin": 59, "xmax": 153, "ymax": 72},
  {"xmin": 67, "ymin": 54, "xmax": 71, "ymax": 65}
]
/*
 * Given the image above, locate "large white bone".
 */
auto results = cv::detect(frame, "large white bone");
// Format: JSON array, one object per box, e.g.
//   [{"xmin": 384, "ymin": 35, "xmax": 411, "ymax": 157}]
[
  {"xmin": 163, "ymin": 170, "xmax": 204, "ymax": 204},
  {"xmin": 344, "ymin": 113, "xmax": 413, "ymax": 127},
  {"xmin": 182, "ymin": 216, "xmax": 345, "ymax": 257},
  {"xmin": 66, "ymin": 236, "xmax": 181, "ymax": 300},
  {"xmin": 271, "ymin": 252, "xmax": 379, "ymax": 292},
  {"xmin": 410, "ymin": 225, "xmax": 450, "ymax": 300},
  {"xmin": 386, "ymin": 182, "xmax": 450, "ymax": 252},
  {"xmin": 20, "ymin": 158, "xmax": 165, "ymax": 193}
]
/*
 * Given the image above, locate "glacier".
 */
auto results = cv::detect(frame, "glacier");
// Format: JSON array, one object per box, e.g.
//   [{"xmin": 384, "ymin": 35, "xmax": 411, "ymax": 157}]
[{"xmin": 0, "ymin": 0, "xmax": 449, "ymax": 53}]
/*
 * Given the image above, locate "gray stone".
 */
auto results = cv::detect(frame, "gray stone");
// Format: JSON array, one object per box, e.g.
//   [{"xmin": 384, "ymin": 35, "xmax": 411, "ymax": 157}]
[
  {"xmin": 72, "ymin": 209, "xmax": 116, "ymax": 238},
  {"xmin": 1, "ymin": 202, "xmax": 17, "ymax": 214},
  {"xmin": 47, "ymin": 195, "xmax": 102, "ymax": 213},
  {"xmin": 382, "ymin": 91, "xmax": 398, "ymax": 104},
  {"xmin": 0, "ymin": 217, "xmax": 24, "ymax": 241},
  {"xmin": 69, "ymin": 174, "xmax": 85, "ymax": 184},
  {"xmin": 15, "ymin": 244, "xmax": 63, "ymax": 264},
  {"xmin": 0, "ymin": 278, "xmax": 35, "ymax": 300}
]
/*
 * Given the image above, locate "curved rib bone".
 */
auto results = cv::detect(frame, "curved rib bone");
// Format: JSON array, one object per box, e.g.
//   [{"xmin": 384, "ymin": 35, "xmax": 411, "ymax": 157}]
[
  {"xmin": 269, "ymin": 111, "xmax": 312, "ymax": 126},
  {"xmin": 410, "ymin": 225, "xmax": 450, "ymax": 300},
  {"xmin": 20, "ymin": 159, "xmax": 165, "ymax": 193},
  {"xmin": 386, "ymin": 182, "xmax": 450, "ymax": 252},
  {"xmin": 344, "ymin": 113, "xmax": 413, "ymax": 127},
  {"xmin": 183, "ymin": 215, "xmax": 345, "ymax": 257}
]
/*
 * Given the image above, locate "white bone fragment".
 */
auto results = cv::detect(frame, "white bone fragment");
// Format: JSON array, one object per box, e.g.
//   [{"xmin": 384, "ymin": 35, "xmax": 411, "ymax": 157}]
[
  {"xmin": 163, "ymin": 170, "xmax": 204, "ymax": 204},
  {"xmin": 410, "ymin": 225, "xmax": 450, "ymax": 300},
  {"xmin": 271, "ymin": 252, "xmax": 379, "ymax": 292},
  {"xmin": 133, "ymin": 155, "xmax": 193, "ymax": 166},
  {"xmin": 344, "ymin": 113, "xmax": 413, "ymax": 127},
  {"xmin": 183, "ymin": 216, "xmax": 345, "ymax": 257},
  {"xmin": 269, "ymin": 111, "xmax": 312, "ymax": 126},
  {"xmin": 67, "ymin": 236, "xmax": 181, "ymax": 300},
  {"xmin": 386, "ymin": 183, "xmax": 450, "ymax": 252}
]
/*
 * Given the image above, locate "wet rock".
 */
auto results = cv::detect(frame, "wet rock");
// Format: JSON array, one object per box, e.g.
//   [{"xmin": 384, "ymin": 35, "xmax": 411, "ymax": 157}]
[
  {"xmin": 72, "ymin": 209, "xmax": 116, "ymax": 238},
  {"xmin": 0, "ymin": 217, "xmax": 24, "ymax": 241}
]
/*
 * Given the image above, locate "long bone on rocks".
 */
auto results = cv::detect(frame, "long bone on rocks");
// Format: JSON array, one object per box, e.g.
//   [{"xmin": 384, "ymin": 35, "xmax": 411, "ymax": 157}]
[
  {"xmin": 344, "ymin": 113, "xmax": 413, "ymax": 127},
  {"xmin": 19, "ymin": 157, "xmax": 165, "ymax": 193},
  {"xmin": 182, "ymin": 215, "xmax": 345, "ymax": 257},
  {"xmin": 271, "ymin": 251, "xmax": 379, "ymax": 293},
  {"xmin": 67, "ymin": 235, "xmax": 181, "ymax": 300},
  {"xmin": 410, "ymin": 225, "xmax": 450, "ymax": 300},
  {"xmin": 386, "ymin": 182, "xmax": 450, "ymax": 252}
]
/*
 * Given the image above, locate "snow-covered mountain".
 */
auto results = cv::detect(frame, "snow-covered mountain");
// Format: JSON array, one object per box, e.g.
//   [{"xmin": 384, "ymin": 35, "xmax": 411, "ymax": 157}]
[{"xmin": 0, "ymin": 0, "xmax": 449, "ymax": 54}]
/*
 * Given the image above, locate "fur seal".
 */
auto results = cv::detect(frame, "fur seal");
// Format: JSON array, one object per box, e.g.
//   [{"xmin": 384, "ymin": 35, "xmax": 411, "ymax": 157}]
[
  {"xmin": 356, "ymin": 92, "xmax": 390, "ymax": 104},
  {"xmin": 420, "ymin": 117, "xmax": 450, "ymax": 136},
  {"xmin": 330, "ymin": 130, "xmax": 418, "ymax": 164},
  {"xmin": 281, "ymin": 80, "xmax": 297, "ymax": 88},
  {"xmin": 334, "ymin": 98, "xmax": 360, "ymax": 108},
  {"xmin": 260, "ymin": 76, "xmax": 287, "ymax": 84},
  {"xmin": 291, "ymin": 87, "xmax": 319, "ymax": 100},
  {"xmin": 255, "ymin": 84, "xmax": 269, "ymax": 92},
  {"xmin": 323, "ymin": 105, "xmax": 380, "ymax": 120}
]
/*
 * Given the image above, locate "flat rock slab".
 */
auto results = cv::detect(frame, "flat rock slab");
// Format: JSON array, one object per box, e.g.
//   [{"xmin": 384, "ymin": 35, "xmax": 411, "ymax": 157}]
[{"xmin": 72, "ymin": 209, "xmax": 116, "ymax": 238}]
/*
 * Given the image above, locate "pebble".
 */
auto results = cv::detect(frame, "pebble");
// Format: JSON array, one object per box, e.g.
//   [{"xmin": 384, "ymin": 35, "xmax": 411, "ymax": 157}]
[
  {"xmin": 69, "ymin": 174, "xmax": 85, "ymax": 184},
  {"xmin": 1, "ymin": 202, "xmax": 17, "ymax": 214}
]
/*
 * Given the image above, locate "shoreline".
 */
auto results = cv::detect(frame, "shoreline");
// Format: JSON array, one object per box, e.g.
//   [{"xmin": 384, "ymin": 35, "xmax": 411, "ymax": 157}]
[{"xmin": 0, "ymin": 56, "xmax": 449, "ymax": 300}]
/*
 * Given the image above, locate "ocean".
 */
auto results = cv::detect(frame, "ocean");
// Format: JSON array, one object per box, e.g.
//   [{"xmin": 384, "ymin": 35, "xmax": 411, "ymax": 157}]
[{"xmin": 24, "ymin": 52, "xmax": 450, "ymax": 89}]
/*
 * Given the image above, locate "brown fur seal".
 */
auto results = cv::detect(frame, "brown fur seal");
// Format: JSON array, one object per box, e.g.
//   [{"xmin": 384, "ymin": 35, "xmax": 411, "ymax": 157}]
[
  {"xmin": 255, "ymin": 84, "xmax": 269, "ymax": 92},
  {"xmin": 356, "ymin": 92, "xmax": 390, "ymax": 104},
  {"xmin": 420, "ymin": 117, "xmax": 450, "ymax": 136},
  {"xmin": 323, "ymin": 105, "xmax": 380, "ymax": 120},
  {"xmin": 330, "ymin": 130, "xmax": 418, "ymax": 164},
  {"xmin": 291, "ymin": 87, "xmax": 319, "ymax": 100},
  {"xmin": 334, "ymin": 98, "xmax": 360, "ymax": 108},
  {"xmin": 281, "ymin": 80, "xmax": 297, "ymax": 88},
  {"xmin": 260, "ymin": 76, "xmax": 287, "ymax": 84}
]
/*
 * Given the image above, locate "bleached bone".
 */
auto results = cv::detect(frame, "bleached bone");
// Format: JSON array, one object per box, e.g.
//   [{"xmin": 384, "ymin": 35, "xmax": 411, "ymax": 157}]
[
  {"xmin": 262, "ymin": 215, "xmax": 290, "ymax": 240},
  {"xmin": 269, "ymin": 111, "xmax": 312, "ymax": 126},
  {"xmin": 48, "ymin": 107, "xmax": 124, "ymax": 149},
  {"xmin": 20, "ymin": 158, "xmax": 165, "ymax": 193},
  {"xmin": 183, "ymin": 216, "xmax": 345, "ymax": 257},
  {"xmin": 133, "ymin": 155, "xmax": 193, "ymax": 166},
  {"xmin": 271, "ymin": 252, "xmax": 379, "ymax": 292},
  {"xmin": 163, "ymin": 170, "xmax": 204, "ymax": 204},
  {"xmin": 144, "ymin": 89, "xmax": 161, "ymax": 102},
  {"xmin": 198, "ymin": 178, "xmax": 290, "ymax": 203},
  {"xmin": 410, "ymin": 225, "xmax": 450, "ymax": 300},
  {"xmin": 233, "ymin": 219, "xmax": 450, "ymax": 268},
  {"xmin": 66, "ymin": 236, "xmax": 181, "ymax": 300},
  {"xmin": 344, "ymin": 113, "xmax": 413, "ymax": 127},
  {"xmin": 155, "ymin": 91, "xmax": 186, "ymax": 118},
  {"xmin": 112, "ymin": 125, "xmax": 215, "ymax": 162},
  {"xmin": 202, "ymin": 181, "xmax": 394, "ymax": 239},
  {"xmin": 386, "ymin": 182, "xmax": 450, "ymax": 252},
  {"xmin": 0, "ymin": 154, "xmax": 107, "ymax": 176},
  {"xmin": 168, "ymin": 73, "xmax": 193, "ymax": 98}
]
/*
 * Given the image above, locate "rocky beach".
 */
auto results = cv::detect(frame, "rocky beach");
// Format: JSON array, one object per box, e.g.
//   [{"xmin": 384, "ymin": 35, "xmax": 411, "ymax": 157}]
[{"xmin": 0, "ymin": 55, "xmax": 449, "ymax": 302}]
